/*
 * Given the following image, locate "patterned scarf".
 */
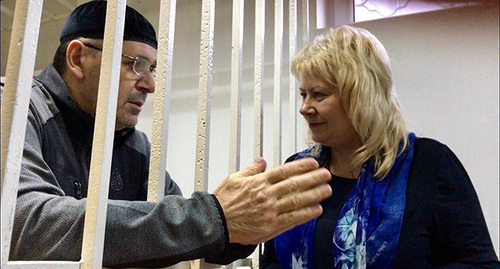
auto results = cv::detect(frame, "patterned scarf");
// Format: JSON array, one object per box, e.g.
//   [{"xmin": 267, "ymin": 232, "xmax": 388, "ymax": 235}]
[{"xmin": 275, "ymin": 133, "xmax": 415, "ymax": 269}]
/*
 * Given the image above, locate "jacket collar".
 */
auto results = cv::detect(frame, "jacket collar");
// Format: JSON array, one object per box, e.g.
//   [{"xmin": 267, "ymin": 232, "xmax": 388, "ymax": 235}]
[{"xmin": 34, "ymin": 65, "xmax": 134, "ymax": 142}]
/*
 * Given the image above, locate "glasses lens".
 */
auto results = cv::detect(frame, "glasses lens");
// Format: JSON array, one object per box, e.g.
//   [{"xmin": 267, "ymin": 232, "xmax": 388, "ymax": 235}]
[
  {"xmin": 133, "ymin": 57, "xmax": 156, "ymax": 80},
  {"xmin": 133, "ymin": 57, "xmax": 149, "ymax": 76}
]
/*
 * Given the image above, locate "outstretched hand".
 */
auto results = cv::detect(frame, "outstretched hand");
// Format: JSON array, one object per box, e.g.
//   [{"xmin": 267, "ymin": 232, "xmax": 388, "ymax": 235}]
[{"xmin": 213, "ymin": 157, "xmax": 332, "ymax": 245}]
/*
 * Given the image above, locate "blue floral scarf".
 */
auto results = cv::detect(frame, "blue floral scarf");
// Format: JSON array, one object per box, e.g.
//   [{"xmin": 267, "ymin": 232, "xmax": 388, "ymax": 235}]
[{"xmin": 275, "ymin": 133, "xmax": 415, "ymax": 269}]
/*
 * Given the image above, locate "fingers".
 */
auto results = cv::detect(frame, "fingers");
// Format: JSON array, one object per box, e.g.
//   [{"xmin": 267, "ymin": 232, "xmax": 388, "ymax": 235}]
[
  {"xmin": 249, "ymin": 204, "xmax": 324, "ymax": 244},
  {"xmin": 269, "ymin": 167, "xmax": 331, "ymax": 198},
  {"xmin": 262, "ymin": 158, "xmax": 319, "ymax": 184},
  {"xmin": 274, "ymin": 204, "xmax": 324, "ymax": 234},
  {"xmin": 275, "ymin": 183, "xmax": 331, "ymax": 213},
  {"xmin": 236, "ymin": 157, "xmax": 267, "ymax": 177}
]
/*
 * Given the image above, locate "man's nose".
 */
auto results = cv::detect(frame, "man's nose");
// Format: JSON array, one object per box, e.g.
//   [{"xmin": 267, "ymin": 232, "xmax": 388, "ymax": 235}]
[{"xmin": 137, "ymin": 74, "xmax": 155, "ymax": 93}]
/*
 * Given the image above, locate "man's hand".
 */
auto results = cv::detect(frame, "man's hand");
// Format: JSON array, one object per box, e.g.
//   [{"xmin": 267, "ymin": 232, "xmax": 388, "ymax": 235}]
[{"xmin": 213, "ymin": 157, "xmax": 332, "ymax": 245}]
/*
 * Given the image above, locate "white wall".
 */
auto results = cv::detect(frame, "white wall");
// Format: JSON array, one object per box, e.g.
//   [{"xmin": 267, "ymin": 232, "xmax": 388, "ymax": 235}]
[{"xmin": 136, "ymin": 2, "xmax": 499, "ymax": 255}]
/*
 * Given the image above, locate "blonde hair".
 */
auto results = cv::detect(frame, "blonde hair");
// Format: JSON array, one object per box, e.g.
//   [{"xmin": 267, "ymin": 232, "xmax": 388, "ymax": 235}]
[{"xmin": 291, "ymin": 25, "xmax": 408, "ymax": 179}]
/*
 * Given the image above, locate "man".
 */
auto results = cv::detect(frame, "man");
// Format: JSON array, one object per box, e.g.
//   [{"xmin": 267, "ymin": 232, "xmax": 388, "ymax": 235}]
[{"xmin": 10, "ymin": 1, "xmax": 331, "ymax": 268}]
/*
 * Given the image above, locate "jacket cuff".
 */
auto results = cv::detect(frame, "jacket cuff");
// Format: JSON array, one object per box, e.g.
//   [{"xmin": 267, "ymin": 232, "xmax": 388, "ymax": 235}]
[{"xmin": 210, "ymin": 194, "xmax": 229, "ymax": 245}]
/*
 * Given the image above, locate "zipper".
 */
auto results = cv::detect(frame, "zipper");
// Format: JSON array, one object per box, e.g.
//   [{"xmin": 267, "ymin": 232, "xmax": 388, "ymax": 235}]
[{"xmin": 74, "ymin": 181, "xmax": 82, "ymax": 199}]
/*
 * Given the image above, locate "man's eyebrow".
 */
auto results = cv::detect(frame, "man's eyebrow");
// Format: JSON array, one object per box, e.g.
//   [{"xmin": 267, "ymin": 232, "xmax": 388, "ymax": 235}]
[{"xmin": 131, "ymin": 54, "xmax": 157, "ymax": 65}]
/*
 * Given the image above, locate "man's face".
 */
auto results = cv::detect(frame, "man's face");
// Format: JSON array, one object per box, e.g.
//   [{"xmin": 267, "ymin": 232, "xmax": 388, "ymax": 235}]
[
  {"xmin": 115, "ymin": 41, "xmax": 157, "ymax": 130},
  {"xmin": 85, "ymin": 40, "xmax": 157, "ymax": 130}
]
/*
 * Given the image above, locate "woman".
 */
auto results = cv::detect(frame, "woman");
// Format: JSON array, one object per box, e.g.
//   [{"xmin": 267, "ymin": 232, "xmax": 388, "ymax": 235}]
[{"xmin": 261, "ymin": 26, "xmax": 499, "ymax": 268}]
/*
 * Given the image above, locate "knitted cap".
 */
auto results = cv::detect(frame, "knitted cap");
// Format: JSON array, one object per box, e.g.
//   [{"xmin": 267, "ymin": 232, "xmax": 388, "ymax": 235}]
[{"xmin": 60, "ymin": 1, "xmax": 157, "ymax": 49}]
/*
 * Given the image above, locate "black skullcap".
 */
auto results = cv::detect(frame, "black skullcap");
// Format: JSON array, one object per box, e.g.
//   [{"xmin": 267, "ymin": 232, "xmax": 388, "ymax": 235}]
[{"xmin": 60, "ymin": 1, "xmax": 157, "ymax": 49}]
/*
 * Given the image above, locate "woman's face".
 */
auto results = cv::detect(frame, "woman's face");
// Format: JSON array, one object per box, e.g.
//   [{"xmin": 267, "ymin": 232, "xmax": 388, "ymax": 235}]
[{"xmin": 299, "ymin": 77, "xmax": 361, "ymax": 150}]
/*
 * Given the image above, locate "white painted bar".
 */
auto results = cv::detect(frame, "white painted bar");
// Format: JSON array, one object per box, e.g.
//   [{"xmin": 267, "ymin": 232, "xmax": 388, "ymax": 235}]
[
  {"xmin": 254, "ymin": 0, "xmax": 265, "ymax": 160},
  {"xmin": 1, "ymin": 0, "xmax": 43, "ymax": 267},
  {"xmin": 148, "ymin": 0, "xmax": 177, "ymax": 202},
  {"xmin": 289, "ymin": 0, "xmax": 298, "ymax": 156},
  {"xmin": 80, "ymin": 1, "xmax": 126, "ymax": 268},
  {"xmin": 273, "ymin": 0, "xmax": 283, "ymax": 166},
  {"xmin": 251, "ymin": 0, "xmax": 266, "ymax": 266},
  {"xmin": 309, "ymin": 0, "xmax": 317, "ymax": 40},
  {"xmin": 194, "ymin": 0, "xmax": 215, "ymax": 193},
  {"xmin": 301, "ymin": 0, "xmax": 310, "ymax": 49},
  {"xmin": 228, "ymin": 0, "xmax": 244, "ymax": 174},
  {"xmin": 193, "ymin": 0, "xmax": 215, "ymax": 267},
  {"xmin": 6, "ymin": 261, "xmax": 80, "ymax": 269}
]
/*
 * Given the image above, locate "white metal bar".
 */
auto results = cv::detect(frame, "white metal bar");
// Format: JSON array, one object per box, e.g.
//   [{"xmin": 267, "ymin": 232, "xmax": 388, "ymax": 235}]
[
  {"xmin": 301, "ymin": 0, "xmax": 310, "ymax": 47},
  {"xmin": 254, "ymin": 0, "xmax": 265, "ymax": 160},
  {"xmin": 252, "ymin": 0, "xmax": 266, "ymax": 265},
  {"xmin": 193, "ymin": 1, "xmax": 215, "ymax": 266},
  {"xmin": 80, "ymin": 1, "xmax": 126, "ymax": 268},
  {"xmin": 289, "ymin": 0, "xmax": 298, "ymax": 156},
  {"xmin": 273, "ymin": 0, "xmax": 283, "ymax": 167},
  {"xmin": 309, "ymin": 0, "xmax": 317, "ymax": 39},
  {"xmin": 194, "ymin": 0, "xmax": 215, "ymax": 193},
  {"xmin": 228, "ymin": 0, "xmax": 243, "ymax": 174},
  {"xmin": 6, "ymin": 261, "xmax": 81, "ymax": 269},
  {"xmin": 1, "ymin": 0, "xmax": 44, "ymax": 267},
  {"xmin": 147, "ymin": 0, "xmax": 177, "ymax": 202}
]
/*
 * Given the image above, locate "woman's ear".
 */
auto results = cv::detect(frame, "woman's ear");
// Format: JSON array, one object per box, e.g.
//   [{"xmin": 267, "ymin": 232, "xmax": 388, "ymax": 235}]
[{"xmin": 66, "ymin": 40, "xmax": 86, "ymax": 79}]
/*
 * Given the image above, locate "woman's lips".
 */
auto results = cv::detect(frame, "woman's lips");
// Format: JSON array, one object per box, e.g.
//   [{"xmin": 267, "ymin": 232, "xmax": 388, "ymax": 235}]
[{"xmin": 308, "ymin": 122, "xmax": 324, "ymax": 128}]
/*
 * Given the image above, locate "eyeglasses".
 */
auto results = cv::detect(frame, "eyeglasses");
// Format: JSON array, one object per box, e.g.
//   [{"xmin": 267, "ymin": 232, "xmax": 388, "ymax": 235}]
[{"xmin": 83, "ymin": 43, "xmax": 156, "ymax": 79}]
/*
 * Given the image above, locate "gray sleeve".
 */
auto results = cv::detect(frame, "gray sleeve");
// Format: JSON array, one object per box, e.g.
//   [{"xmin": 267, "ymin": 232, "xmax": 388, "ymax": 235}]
[
  {"xmin": 164, "ymin": 170, "xmax": 182, "ymax": 196},
  {"xmin": 10, "ymin": 102, "xmax": 245, "ymax": 267}
]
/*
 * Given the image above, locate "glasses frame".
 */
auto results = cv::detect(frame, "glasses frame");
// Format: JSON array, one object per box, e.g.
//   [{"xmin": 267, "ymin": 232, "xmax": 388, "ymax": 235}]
[{"xmin": 83, "ymin": 43, "xmax": 156, "ymax": 79}]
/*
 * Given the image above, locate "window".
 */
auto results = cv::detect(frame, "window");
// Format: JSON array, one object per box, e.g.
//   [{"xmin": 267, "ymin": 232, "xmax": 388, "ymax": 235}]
[{"xmin": 354, "ymin": 0, "xmax": 484, "ymax": 22}]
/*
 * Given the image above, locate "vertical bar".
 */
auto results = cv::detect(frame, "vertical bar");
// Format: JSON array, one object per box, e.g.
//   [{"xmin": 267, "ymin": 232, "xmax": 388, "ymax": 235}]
[
  {"xmin": 147, "ymin": 0, "xmax": 177, "ymax": 202},
  {"xmin": 289, "ymin": 0, "xmax": 298, "ymax": 156},
  {"xmin": 1, "ymin": 0, "xmax": 43, "ymax": 267},
  {"xmin": 273, "ymin": 0, "xmax": 283, "ymax": 167},
  {"xmin": 80, "ymin": 1, "xmax": 126, "ymax": 268},
  {"xmin": 309, "ymin": 0, "xmax": 317, "ymax": 39},
  {"xmin": 254, "ymin": 0, "xmax": 265, "ymax": 160},
  {"xmin": 194, "ymin": 0, "xmax": 215, "ymax": 193},
  {"xmin": 193, "ymin": 0, "xmax": 215, "ymax": 267},
  {"xmin": 301, "ymin": 0, "xmax": 310, "ymax": 47},
  {"xmin": 252, "ymin": 0, "xmax": 266, "ymax": 266},
  {"xmin": 228, "ymin": 0, "xmax": 244, "ymax": 174}
]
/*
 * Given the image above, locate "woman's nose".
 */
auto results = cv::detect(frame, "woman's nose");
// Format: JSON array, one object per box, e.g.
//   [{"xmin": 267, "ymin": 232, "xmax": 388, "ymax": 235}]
[{"xmin": 299, "ymin": 100, "xmax": 314, "ymax": 115}]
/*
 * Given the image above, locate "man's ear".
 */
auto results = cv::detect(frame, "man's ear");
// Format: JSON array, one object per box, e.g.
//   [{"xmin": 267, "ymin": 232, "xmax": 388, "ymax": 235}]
[{"xmin": 66, "ymin": 40, "xmax": 86, "ymax": 80}]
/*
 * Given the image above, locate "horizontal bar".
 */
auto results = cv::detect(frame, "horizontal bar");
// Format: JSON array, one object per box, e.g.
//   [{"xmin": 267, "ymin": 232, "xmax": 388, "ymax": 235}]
[{"xmin": 7, "ymin": 261, "xmax": 81, "ymax": 269}]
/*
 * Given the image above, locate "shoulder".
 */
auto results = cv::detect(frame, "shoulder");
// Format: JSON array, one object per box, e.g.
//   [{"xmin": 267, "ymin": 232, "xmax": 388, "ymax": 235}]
[
  {"xmin": 29, "ymin": 78, "xmax": 60, "ymax": 125},
  {"xmin": 412, "ymin": 137, "xmax": 462, "ymax": 169},
  {"xmin": 413, "ymin": 137, "xmax": 448, "ymax": 154},
  {"xmin": 410, "ymin": 136, "xmax": 470, "ymax": 190}
]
